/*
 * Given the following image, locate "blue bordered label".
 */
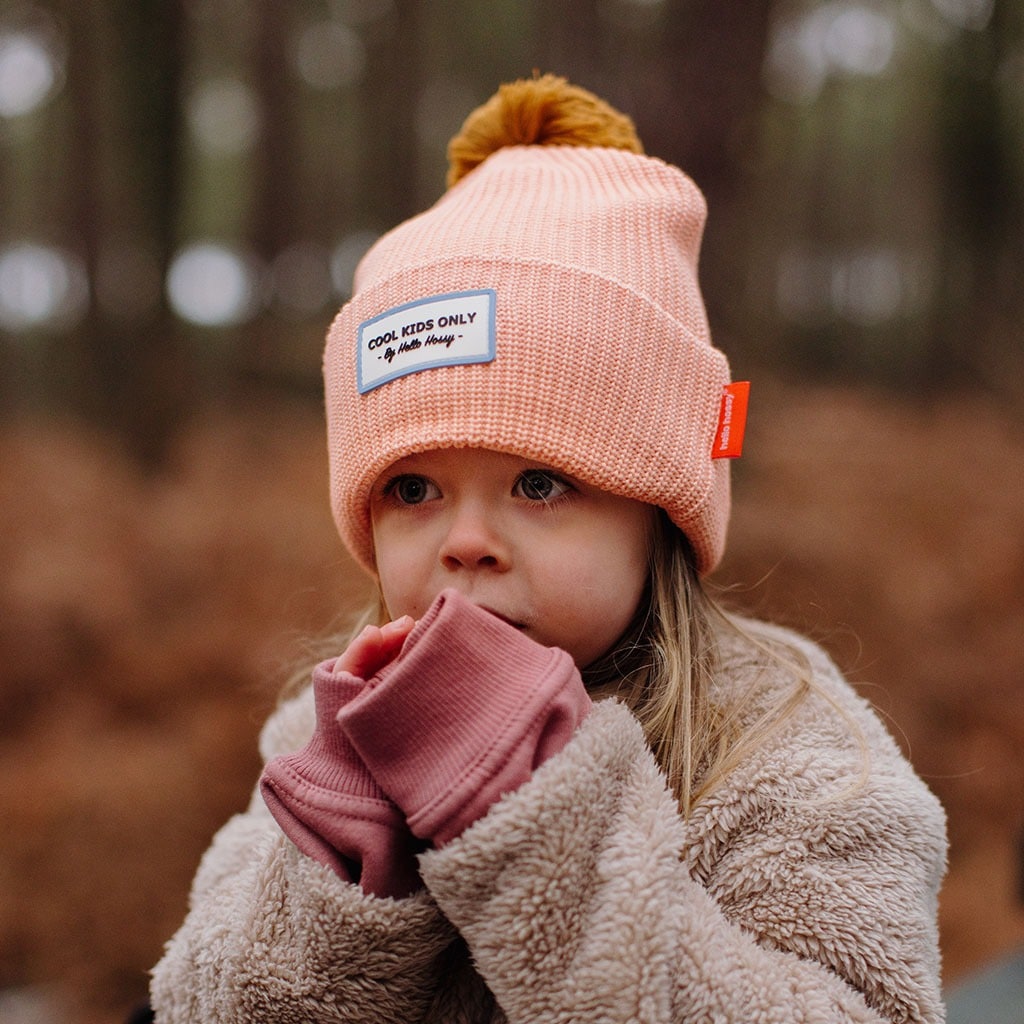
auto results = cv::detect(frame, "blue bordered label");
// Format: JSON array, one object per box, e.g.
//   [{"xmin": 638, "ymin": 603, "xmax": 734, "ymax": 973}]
[{"xmin": 357, "ymin": 288, "xmax": 496, "ymax": 394}]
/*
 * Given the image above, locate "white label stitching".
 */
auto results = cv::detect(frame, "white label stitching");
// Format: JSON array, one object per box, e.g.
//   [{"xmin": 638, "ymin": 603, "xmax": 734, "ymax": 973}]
[{"xmin": 357, "ymin": 289, "xmax": 496, "ymax": 394}]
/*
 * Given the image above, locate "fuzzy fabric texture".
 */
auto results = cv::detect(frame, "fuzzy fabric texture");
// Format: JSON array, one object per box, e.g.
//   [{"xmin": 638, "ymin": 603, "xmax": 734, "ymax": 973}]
[{"xmin": 150, "ymin": 621, "xmax": 947, "ymax": 1023}]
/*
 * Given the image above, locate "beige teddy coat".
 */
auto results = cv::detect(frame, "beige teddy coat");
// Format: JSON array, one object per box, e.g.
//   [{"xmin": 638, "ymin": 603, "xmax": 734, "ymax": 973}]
[{"xmin": 151, "ymin": 620, "xmax": 947, "ymax": 1023}]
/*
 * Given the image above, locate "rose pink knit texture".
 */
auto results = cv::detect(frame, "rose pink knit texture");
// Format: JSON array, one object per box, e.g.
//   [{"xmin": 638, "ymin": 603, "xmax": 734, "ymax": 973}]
[
  {"xmin": 337, "ymin": 590, "xmax": 592, "ymax": 847},
  {"xmin": 324, "ymin": 143, "xmax": 733, "ymax": 575},
  {"xmin": 260, "ymin": 660, "xmax": 421, "ymax": 899}
]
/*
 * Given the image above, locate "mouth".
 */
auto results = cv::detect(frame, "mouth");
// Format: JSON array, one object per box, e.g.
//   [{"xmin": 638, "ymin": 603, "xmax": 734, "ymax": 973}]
[{"xmin": 479, "ymin": 606, "xmax": 527, "ymax": 631}]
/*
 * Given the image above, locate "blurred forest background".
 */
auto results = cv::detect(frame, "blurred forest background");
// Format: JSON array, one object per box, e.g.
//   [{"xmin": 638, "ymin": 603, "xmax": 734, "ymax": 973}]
[{"xmin": 0, "ymin": 0, "xmax": 1022, "ymax": 1021}]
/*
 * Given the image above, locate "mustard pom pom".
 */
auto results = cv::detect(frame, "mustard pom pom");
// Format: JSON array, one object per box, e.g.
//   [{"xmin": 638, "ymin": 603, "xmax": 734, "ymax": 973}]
[{"xmin": 446, "ymin": 73, "xmax": 644, "ymax": 189}]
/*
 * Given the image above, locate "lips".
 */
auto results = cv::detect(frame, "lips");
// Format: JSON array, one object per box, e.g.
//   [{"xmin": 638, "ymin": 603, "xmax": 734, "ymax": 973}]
[{"xmin": 479, "ymin": 606, "xmax": 527, "ymax": 631}]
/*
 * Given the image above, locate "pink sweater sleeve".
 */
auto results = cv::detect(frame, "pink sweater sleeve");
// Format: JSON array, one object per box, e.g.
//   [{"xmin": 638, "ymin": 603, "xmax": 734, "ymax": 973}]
[
  {"xmin": 260, "ymin": 662, "xmax": 422, "ymax": 899},
  {"xmin": 337, "ymin": 589, "xmax": 593, "ymax": 847}
]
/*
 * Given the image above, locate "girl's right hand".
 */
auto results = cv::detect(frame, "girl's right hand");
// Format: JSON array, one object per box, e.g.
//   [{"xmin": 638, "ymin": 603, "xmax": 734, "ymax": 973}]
[
  {"xmin": 336, "ymin": 615, "xmax": 416, "ymax": 679},
  {"xmin": 260, "ymin": 622, "xmax": 424, "ymax": 899}
]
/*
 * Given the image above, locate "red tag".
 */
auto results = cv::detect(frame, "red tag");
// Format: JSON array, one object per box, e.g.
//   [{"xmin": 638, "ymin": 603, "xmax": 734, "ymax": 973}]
[{"xmin": 711, "ymin": 381, "xmax": 750, "ymax": 459}]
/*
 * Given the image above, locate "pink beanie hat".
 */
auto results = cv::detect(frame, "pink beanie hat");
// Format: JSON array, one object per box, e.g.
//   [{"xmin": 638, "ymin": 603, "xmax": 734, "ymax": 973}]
[{"xmin": 324, "ymin": 78, "xmax": 734, "ymax": 576}]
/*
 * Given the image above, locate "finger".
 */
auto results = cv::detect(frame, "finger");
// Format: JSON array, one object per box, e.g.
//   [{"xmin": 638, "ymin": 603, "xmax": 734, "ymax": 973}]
[
  {"xmin": 335, "ymin": 624, "xmax": 387, "ymax": 678},
  {"xmin": 379, "ymin": 614, "xmax": 415, "ymax": 648},
  {"xmin": 336, "ymin": 616, "xmax": 416, "ymax": 679},
  {"xmin": 370, "ymin": 616, "xmax": 416, "ymax": 670}
]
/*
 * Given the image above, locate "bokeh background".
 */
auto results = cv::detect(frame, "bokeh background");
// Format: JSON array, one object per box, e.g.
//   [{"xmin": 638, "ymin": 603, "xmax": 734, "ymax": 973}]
[{"xmin": 1, "ymin": 1, "xmax": 1022, "ymax": 1021}]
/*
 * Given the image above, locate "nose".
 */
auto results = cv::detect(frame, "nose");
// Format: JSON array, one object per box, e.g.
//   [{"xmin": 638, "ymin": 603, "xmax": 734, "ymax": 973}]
[{"xmin": 439, "ymin": 502, "xmax": 511, "ymax": 573}]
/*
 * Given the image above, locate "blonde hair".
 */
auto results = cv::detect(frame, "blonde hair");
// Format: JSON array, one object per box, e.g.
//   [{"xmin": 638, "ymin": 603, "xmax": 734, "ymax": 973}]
[{"xmin": 583, "ymin": 511, "xmax": 818, "ymax": 815}]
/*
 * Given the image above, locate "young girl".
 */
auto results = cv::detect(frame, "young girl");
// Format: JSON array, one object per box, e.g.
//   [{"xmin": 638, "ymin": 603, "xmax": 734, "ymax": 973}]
[{"xmin": 151, "ymin": 75, "xmax": 947, "ymax": 1023}]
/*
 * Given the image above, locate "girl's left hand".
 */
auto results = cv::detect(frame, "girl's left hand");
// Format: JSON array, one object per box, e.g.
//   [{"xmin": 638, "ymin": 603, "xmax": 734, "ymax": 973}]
[{"xmin": 336, "ymin": 615, "xmax": 416, "ymax": 680}]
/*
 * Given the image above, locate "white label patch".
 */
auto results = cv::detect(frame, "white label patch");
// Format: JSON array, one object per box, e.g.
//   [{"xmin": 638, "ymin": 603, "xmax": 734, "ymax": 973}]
[{"xmin": 357, "ymin": 289, "xmax": 496, "ymax": 394}]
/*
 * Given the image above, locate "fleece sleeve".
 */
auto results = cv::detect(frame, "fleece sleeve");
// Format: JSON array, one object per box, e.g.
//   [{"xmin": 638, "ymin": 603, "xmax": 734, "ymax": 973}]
[
  {"xmin": 149, "ymin": 699, "xmax": 458, "ymax": 1024},
  {"xmin": 417, "ymin": 692, "xmax": 947, "ymax": 1024}
]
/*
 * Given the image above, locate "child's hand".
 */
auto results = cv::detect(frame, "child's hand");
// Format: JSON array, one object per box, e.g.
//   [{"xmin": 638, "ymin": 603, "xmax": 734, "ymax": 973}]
[
  {"xmin": 336, "ymin": 615, "xmax": 416, "ymax": 679},
  {"xmin": 336, "ymin": 590, "xmax": 591, "ymax": 847}
]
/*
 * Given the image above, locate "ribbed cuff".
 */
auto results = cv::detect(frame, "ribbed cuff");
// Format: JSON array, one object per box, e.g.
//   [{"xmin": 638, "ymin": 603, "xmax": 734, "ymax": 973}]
[
  {"xmin": 337, "ymin": 589, "xmax": 591, "ymax": 846},
  {"xmin": 273, "ymin": 662, "xmax": 382, "ymax": 799},
  {"xmin": 259, "ymin": 660, "xmax": 420, "ymax": 898}
]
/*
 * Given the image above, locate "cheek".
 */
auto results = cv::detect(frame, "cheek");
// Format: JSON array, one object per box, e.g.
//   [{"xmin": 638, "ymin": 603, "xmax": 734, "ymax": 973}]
[
  {"xmin": 593, "ymin": 513, "xmax": 651, "ymax": 633},
  {"xmin": 374, "ymin": 560, "xmax": 422, "ymax": 621},
  {"xmin": 558, "ymin": 544, "xmax": 648, "ymax": 662},
  {"xmin": 597, "ymin": 561, "xmax": 647, "ymax": 631},
  {"xmin": 372, "ymin": 518, "xmax": 451, "ymax": 622},
  {"xmin": 371, "ymin": 524, "xmax": 415, "ymax": 607}
]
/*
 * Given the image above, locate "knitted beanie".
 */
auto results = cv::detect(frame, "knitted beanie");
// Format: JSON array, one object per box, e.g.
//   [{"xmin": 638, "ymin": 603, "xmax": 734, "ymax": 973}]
[{"xmin": 324, "ymin": 75, "xmax": 736, "ymax": 577}]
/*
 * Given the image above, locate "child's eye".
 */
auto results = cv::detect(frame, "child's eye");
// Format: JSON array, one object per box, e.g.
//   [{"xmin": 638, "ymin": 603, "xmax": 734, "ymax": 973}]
[
  {"xmin": 385, "ymin": 475, "xmax": 439, "ymax": 505},
  {"xmin": 514, "ymin": 470, "xmax": 571, "ymax": 502}
]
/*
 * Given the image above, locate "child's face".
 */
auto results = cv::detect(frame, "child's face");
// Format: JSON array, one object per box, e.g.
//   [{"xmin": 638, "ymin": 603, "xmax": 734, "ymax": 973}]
[{"xmin": 369, "ymin": 447, "xmax": 654, "ymax": 668}]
